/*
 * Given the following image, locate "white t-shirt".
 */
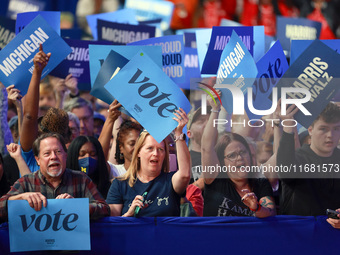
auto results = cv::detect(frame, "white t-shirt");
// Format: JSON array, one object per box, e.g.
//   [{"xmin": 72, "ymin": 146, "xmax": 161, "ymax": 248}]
[{"xmin": 108, "ymin": 162, "xmax": 127, "ymax": 179}]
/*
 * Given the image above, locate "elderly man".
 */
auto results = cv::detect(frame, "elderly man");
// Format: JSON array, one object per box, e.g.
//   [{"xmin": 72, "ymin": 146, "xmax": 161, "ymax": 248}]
[{"xmin": 0, "ymin": 133, "xmax": 110, "ymax": 221}]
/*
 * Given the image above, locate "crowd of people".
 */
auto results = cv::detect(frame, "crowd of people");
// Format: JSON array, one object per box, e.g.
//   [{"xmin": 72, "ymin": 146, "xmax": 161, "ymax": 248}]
[{"xmin": 0, "ymin": 0, "xmax": 339, "ymax": 232}]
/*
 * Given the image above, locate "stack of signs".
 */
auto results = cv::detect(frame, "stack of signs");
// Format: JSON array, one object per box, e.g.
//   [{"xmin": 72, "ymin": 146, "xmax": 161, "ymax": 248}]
[
  {"xmin": 0, "ymin": 16, "xmax": 15, "ymax": 50},
  {"xmin": 124, "ymin": 0, "xmax": 174, "ymax": 31},
  {"xmin": 103, "ymin": 50, "xmax": 191, "ymax": 143},
  {"xmin": 97, "ymin": 19, "xmax": 156, "ymax": 45},
  {"xmin": 201, "ymin": 26, "xmax": 264, "ymax": 75},
  {"xmin": 49, "ymin": 38, "xmax": 111, "ymax": 91},
  {"xmin": 245, "ymin": 40, "xmax": 289, "ymax": 120},
  {"xmin": 8, "ymin": 199, "xmax": 90, "ymax": 252},
  {"xmin": 129, "ymin": 35, "xmax": 185, "ymax": 84},
  {"xmin": 276, "ymin": 16, "xmax": 321, "ymax": 55},
  {"xmin": 215, "ymin": 30, "xmax": 258, "ymax": 114},
  {"xmin": 0, "ymin": 15, "xmax": 72, "ymax": 95},
  {"xmin": 86, "ymin": 8, "xmax": 138, "ymax": 40},
  {"xmin": 275, "ymin": 40, "xmax": 340, "ymax": 128}
]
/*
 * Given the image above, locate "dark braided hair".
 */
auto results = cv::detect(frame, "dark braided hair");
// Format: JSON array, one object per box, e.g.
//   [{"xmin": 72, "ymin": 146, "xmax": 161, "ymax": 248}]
[{"xmin": 115, "ymin": 120, "xmax": 143, "ymax": 164}]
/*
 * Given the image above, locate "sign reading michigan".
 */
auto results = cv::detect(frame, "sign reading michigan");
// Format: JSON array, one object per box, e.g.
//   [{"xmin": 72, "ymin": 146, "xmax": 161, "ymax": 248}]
[{"xmin": 0, "ymin": 15, "xmax": 71, "ymax": 96}]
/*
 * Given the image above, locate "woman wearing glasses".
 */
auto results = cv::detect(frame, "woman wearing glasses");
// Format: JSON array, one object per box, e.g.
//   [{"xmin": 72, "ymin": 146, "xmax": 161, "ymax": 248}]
[
  {"xmin": 106, "ymin": 108, "xmax": 191, "ymax": 217},
  {"xmin": 202, "ymin": 92, "xmax": 276, "ymax": 217}
]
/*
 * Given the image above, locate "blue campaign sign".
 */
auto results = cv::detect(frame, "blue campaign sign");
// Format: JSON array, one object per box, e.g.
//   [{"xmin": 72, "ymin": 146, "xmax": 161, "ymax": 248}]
[
  {"xmin": 125, "ymin": 0, "xmax": 174, "ymax": 31},
  {"xmin": 129, "ymin": 35, "xmax": 185, "ymax": 84},
  {"xmin": 8, "ymin": 198, "xmax": 90, "ymax": 252},
  {"xmin": 245, "ymin": 40, "xmax": 288, "ymax": 120},
  {"xmin": 274, "ymin": 40, "xmax": 340, "ymax": 128},
  {"xmin": 97, "ymin": 19, "xmax": 156, "ymax": 45},
  {"xmin": 215, "ymin": 30, "xmax": 258, "ymax": 114},
  {"xmin": 90, "ymin": 50, "xmax": 128, "ymax": 105},
  {"xmin": 290, "ymin": 39, "xmax": 340, "ymax": 65},
  {"xmin": 86, "ymin": 9, "xmax": 138, "ymax": 40},
  {"xmin": 6, "ymin": 0, "xmax": 45, "ymax": 19},
  {"xmin": 276, "ymin": 16, "xmax": 321, "ymax": 54},
  {"xmin": 177, "ymin": 47, "xmax": 201, "ymax": 89},
  {"xmin": 201, "ymin": 26, "xmax": 254, "ymax": 75},
  {"xmin": 61, "ymin": 28, "xmax": 83, "ymax": 40},
  {"xmin": 104, "ymin": 50, "xmax": 191, "ymax": 143},
  {"xmin": 195, "ymin": 28, "xmax": 212, "ymax": 72},
  {"xmin": 49, "ymin": 39, "xmax": 111, "ymax": 90},
  {"xmin": 0, "ymin": 16, "xmax": 16, "ymax": 50},
  {"xmin": 183, "ymin": 33, "xmax": 196, "ymax": 48},
  {"xmin": 253, "ymin": 26, "xmax": 265, "ymax": 62},
  {"xmin": 0, "ymin": 15, "xmax": 72, "ymax": 96},
  {"xmin": 15, "ymin": 11, "xmax": 60, "ymax": 35},
  {"xmin": 88, "ymin": 44, "xmax": 162, "ymax": 90}
]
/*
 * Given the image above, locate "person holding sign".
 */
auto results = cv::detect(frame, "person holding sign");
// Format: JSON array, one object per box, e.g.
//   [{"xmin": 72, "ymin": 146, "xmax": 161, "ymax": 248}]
[
  {"xmin": 106, "ymin": 108, "xmax": 191, "ymax": 217},
  {"xmin": 0, "ymin": 133, "xmax": 110, "ymax": 221},
  {"xmin": 201, "ymin": 92, "xmax": 276, "ymax": 217},
  {"xmin": 276, "ymin": 102, "xmax": 340, "ymax": 217}
]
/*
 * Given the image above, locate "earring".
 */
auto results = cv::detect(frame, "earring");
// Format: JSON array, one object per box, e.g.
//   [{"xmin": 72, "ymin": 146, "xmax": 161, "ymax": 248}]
[{"xmin": 120, "ymin": 153, "xmax": 124, "ymax": 159}]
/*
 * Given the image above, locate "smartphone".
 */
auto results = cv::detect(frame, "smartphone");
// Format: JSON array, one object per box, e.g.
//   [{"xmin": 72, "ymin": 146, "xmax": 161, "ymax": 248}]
[{"xmin": 326, "ymin": 209, "xmax": 339, "ymax": 219}]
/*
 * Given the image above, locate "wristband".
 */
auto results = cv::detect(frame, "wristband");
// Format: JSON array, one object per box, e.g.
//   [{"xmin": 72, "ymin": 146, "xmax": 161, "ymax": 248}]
[
  {"xmin": 211, "ymin": 109, "xmax": 220, "ymax": 113},
  {"xmin": 250, "ymin": 203, "xmax": 262, "ymax": 212},
  {"xmin": 69, "ymin": 91, "xmax": 80, "ymax": 98}
]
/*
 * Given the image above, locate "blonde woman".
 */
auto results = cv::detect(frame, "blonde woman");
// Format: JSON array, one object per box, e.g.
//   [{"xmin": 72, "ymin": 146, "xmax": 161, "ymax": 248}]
[{"xmin": 106, "ymin": 108, "xmax": 191, "ymax": 217}]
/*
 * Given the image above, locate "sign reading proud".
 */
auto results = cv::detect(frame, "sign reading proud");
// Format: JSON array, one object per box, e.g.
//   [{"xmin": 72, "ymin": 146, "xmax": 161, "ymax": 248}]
[
  {"xmin": 0, "ymin": 16, "xmax": 15, "ymax": 50},
  {"xmin": 129, "ymin": 35, "xmax": 185, "ymax": 84},
  {"xmin": 8, "ymin": 198, "xmax": 90, "ymax": 252}
]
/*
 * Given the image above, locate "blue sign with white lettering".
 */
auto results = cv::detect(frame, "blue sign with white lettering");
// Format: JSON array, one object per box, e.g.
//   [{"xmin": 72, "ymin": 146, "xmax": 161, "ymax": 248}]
[
  {"xmin": 129, "ymin": 35, "xmax": 185, "ymax": 84},
  {"xmin": 245, "ymin": 40, "xmax": 288, "ymax": 120},
  {"xmin": 86, "ymin": 8, "xmax": 138, "ymax": 40},
  {"xmin": 8, "ymin": 198, "xmax": 90, "ymax": 252},
  {"xmin": 215, "ymin": 30, "xmax": 258, "ymax": 114},
  {"xmin": 202, "ymin": 26, "xmax": 254, "ymax": 75},
  {"xmin": 0, "ymin": 15, "xmax": 72, "ymax": 96},
  {"xmin": 15, "ymin": 11, "xmax": 60, "ymax": 35},
  {"xmin": 104, "ymin": 50, "xmax": 191, "ymax": 143},
  {"xmin": 97, "ymin": 19, "xmax": 156, "ymax": 45},
  {"xmin": 274, "ymin": 40, "xmax": 340, "ymax": 128},
  {"xmin": 276, "ymin": 16, "xmax": 321, "ymax": 55},
  {"xmin": 177, "ymin": 47, "xmax": 201, "ymax": 89},
  {"xmin": 0, "ymin": 16, "xmax": 15, "ymax": 50}
]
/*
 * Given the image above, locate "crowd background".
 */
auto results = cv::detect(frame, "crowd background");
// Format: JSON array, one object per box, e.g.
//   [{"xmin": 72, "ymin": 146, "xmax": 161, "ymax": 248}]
[{"xmin": 0, "ymin": 0, "xmax": 339, "ymax": 222}]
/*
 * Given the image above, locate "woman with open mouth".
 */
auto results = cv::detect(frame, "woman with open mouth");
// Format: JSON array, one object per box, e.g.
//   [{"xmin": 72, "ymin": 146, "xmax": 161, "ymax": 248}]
[
  {"xmin": 201, "ymin": 91, "xmax": 276, "ymax": 217},
  {"xmin": 106, "ymin": 108, "xmax": 191, "ymax": 217}
]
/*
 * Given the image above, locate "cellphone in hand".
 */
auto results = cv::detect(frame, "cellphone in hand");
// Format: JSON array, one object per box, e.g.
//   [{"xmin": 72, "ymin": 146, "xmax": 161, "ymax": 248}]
[{"xmin": 326, "ymin": 209, "xmax": 339, "ymax": 219}]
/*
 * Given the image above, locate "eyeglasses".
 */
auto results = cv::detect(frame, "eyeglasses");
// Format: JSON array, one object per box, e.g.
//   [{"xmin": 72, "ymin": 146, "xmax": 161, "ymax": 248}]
[{"xmin": 224, "ymin": 150, "xmax": 249, "ymax": 162}]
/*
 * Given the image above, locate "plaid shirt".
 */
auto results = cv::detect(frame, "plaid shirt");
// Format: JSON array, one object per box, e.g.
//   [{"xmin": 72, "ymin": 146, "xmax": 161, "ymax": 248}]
[{"xmin": 0, "ymin": 168, "xmax": 110, "ymax": 221}]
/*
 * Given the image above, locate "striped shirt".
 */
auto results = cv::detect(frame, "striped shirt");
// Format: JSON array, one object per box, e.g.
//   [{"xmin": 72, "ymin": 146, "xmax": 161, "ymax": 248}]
[{"xmin": 0, "ymin": 168, "xmax": 110, "ymax": 221}]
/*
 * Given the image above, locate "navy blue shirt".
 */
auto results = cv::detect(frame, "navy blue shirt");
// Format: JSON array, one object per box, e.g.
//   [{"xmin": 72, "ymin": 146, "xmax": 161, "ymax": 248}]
[{"xmin": 106, "ymin": 171, "xmax": 181, "ymax": 217}]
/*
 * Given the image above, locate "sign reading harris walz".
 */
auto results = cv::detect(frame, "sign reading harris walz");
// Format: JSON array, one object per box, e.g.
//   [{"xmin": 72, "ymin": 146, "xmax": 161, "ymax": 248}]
[
  {"xmin": 275, "ymin": 40, "xmax": 340, "ymax": 129},
  {"xmin": 0, "ymin": 15, "xmax": 72, "ymax": 96},
  {"xmin": 8, "ymin": 198, "xmax": 90, "ymax": 252}
]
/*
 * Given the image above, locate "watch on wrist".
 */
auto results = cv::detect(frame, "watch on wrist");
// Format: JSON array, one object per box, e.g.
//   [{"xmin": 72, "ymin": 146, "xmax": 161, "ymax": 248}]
[{"xmin": 174, "ymin": 133, "xmax": 186, "ymax": 142}]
